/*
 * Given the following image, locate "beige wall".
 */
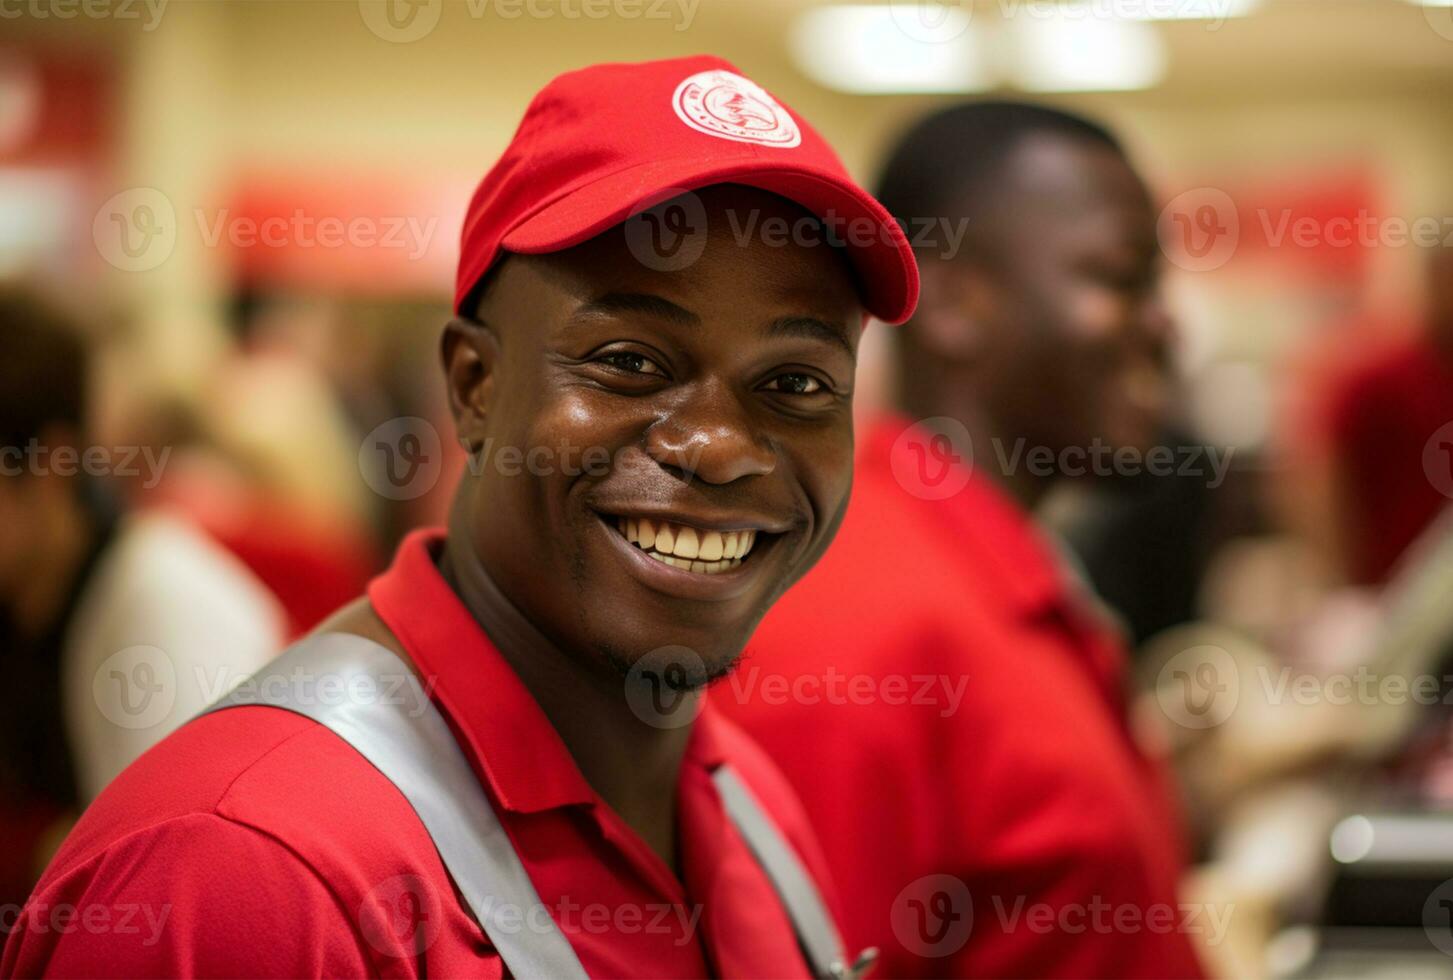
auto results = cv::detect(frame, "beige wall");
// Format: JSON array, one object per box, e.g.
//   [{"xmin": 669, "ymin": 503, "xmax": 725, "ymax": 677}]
[{"xmin": 10, "ymin": 0, "xmax": 1453, "ymax": 413}]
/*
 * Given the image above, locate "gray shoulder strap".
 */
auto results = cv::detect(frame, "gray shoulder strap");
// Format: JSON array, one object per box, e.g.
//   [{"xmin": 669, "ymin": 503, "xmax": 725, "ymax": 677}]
[
  {"xmin": 203, "ymin": 633, "xmax": 588, "ymax": 980},
  {"xmin": 712, "ymin": 767, "xmax": 866, "ymax": 980},
  {"xmin": 204, "ymin": 632, "xmax": 858, "ymax": 979}
]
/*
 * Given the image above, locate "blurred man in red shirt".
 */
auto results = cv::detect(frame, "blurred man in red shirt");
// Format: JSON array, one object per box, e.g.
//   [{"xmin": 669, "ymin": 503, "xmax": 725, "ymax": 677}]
[
  {"xmin": 1310, "ymin": 245, "xmax": 1453, "ymax": 585},
  {"xmin": 718, "ymin": 103, "xmax": 1208, "ymax": 977}
]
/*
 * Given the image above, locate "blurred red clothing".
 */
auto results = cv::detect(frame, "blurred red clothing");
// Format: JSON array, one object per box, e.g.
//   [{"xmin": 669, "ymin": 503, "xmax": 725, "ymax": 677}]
[
  {"xmin": 148, "ymin": 467, "xmax": 378, "ymax": 638},
  {"xmin": 1316, "ymin": 334, "xmax": 1453, "ymax": 584},
  {"xmin": 4, "ymin": 531, "xmax": 843, "ymax": 977},
  {"xmin": 715, "ymin": 415, "xmax": 1205, "ymax": 978}
]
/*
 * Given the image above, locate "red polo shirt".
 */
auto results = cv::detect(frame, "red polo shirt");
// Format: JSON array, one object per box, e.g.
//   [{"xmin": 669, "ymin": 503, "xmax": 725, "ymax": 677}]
[
  {"xmin": 3, "ymin": 530, "xmax": 839, "ymax": 978},
  {"xmin": 1313, "ymin": 334, "xmax": 1453, "ymax": 584},
  {"xmin": 715, "ymin": 416, "xmax": 1205, "ymax": 978}
]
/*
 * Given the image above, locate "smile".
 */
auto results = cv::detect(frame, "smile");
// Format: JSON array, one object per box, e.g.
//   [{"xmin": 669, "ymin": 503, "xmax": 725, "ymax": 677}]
[{"xmin": 613, "ymin": 517, "xmax": 758, "ymax": 575}]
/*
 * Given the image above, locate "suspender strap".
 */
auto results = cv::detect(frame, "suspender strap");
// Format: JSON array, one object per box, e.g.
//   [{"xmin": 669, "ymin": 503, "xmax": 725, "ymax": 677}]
[
  {"xmin": 712, "ymin": 767, "xmax": 852, "ymax": 979},
  {"xmin": 204, "ymin": 633, "xmax": 853, "ymax": 979},
  {"xmin": 203, "ymin": 634, "xmax": 589, "ymax": 980}
]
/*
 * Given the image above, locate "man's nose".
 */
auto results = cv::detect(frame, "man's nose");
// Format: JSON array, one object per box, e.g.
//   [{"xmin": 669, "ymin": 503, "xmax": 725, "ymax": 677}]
[
  {"xmin": 1134, "ymin": 286, "xmax": 1177, "ymax": 362},
  {"xmin": 1133, "ymin": 286, "xmax": 1179, "ymax": 375},
  {"xmin": 644, "ymin": 379, "xmax": 777, "ymax": 485}
]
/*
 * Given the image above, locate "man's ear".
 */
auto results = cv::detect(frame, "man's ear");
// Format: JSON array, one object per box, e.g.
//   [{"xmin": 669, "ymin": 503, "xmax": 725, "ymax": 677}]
[
  {"xmin": 441, "ymin": 318, "xmax": 500, "ymax": 453},
  {"xmin": 909, "ymin": 257, "xmax": 997, "ymax": 364}
]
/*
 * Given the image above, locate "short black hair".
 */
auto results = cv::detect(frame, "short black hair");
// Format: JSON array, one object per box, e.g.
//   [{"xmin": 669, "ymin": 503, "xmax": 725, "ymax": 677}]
[
  {"xmin": 875, "ymin": 101, "xmax": 1123, "ymax": 244},
  {"xmin": 0, "ymin": 289, "xmax": 88, "ymax": 453}
]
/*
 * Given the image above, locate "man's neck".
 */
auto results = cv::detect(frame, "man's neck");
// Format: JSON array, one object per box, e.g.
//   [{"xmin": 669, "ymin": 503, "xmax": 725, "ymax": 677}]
[
  {"xmin": 898, "ymin": 381, "xmax": 1053, "ymax": 511},
  {"xmin": 441, "ymin": 503, "xmax": 692, "ymax": 874}
]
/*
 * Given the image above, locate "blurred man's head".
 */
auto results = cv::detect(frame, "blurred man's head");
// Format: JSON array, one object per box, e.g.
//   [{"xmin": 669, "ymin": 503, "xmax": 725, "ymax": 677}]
[
  {"xmin": 877, "ymin": 102, "xmax": 1173, "ymax": 479},
  {"xmin": 0, "ymin": 290, "xmax": 89, "ymax": 605}
]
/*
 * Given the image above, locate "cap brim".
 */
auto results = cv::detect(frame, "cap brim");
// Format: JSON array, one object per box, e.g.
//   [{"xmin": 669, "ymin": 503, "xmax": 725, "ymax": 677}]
[{"xmin": 498, "ymin": 156, "xmax": 919, "ymax": 325}]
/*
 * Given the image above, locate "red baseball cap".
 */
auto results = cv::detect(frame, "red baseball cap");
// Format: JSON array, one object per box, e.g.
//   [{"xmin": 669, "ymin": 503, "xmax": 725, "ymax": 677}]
[{"xmin": 454, "ymin": 55, "xmax": 919, "ymax": 324}]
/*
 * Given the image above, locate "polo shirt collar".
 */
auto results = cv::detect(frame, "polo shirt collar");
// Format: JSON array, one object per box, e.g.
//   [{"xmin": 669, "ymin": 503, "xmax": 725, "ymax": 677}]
[{"xmin": 367, "ymin": 529, "xmax": 730, "ymax": 815}]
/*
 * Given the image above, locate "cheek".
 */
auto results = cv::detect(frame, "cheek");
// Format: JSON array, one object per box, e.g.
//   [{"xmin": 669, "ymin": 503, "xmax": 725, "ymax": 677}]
[
  {"xmin": 1066, "ymin": 284, "xmax": 1134, "ymax": 344},
  {"xmin": 789, "ymin": 423, "xmax": 856, "ymax": 537},
  {"xmin": 525, "ymin": 389, "xmax": 634, "ymax": 474}
]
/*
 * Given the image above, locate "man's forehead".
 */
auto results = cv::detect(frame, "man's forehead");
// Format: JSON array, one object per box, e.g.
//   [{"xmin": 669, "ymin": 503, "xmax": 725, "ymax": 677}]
[
  {"xmin": 479, "ymin": 249, "xmax": 861, "ymax": 356},
  {"xmin": 482, "ymin": 195, "xmax": 863, "ymax": 322},
  {"xmin": 1000, "ymin": 133, "xmax": 1149, "ymax": 213}
]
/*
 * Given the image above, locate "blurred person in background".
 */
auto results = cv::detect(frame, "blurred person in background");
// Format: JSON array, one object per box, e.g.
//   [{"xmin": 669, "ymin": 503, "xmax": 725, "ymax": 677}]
[
  {"xmin": 1303, "ymin": 243, "xmax": 1453, "ymax": 587},
  {"xmin": 719, "ymin": 103, "xmax": 1206, "ymax": 978},
  {"xmin": 1051, "ymin": 425, "xmax": 1248, "ymax": 650},
  {"xmin": 0, "ymin": 289, "xmax": 283, "ymax": 906},
  {"xmin": 137, "ymin": 292, "xmax": 387, "ymax": 639}
]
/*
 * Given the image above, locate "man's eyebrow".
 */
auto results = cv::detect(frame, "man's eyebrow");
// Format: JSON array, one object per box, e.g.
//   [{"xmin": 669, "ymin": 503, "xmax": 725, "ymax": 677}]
[
  {"xmin": 569, "ymin": 292, "xmax": 700, "ymax": 326},
  {"xmin": 767, "ymin": 316, "xmax": 856, "ymax": 358},
  {"xmin": 568, "ymin": 294, "xmax": 854, "ymax": 356}
]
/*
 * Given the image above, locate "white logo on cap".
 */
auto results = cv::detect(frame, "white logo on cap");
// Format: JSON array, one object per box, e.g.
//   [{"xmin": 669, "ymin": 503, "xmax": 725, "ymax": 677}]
[{"xmin": 671, "ymin": 70, "xmax": 801, "ymax": 149}]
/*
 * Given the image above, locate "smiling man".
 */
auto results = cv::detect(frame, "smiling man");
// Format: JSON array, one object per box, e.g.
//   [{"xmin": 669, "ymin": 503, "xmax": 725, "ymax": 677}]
[{"xmin": 2, "ymin": 57, "xmax": 916, "ymax": 978}]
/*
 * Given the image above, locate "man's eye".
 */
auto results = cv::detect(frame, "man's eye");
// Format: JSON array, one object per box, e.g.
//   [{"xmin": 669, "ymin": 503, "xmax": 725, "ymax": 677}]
[
  {"xmin": 764, "ymin": 373, "xmax": 824, "ymax": 395},
  {"xmin": 599, "ymin": 352, "xmax": 664, "ymax": 376}
]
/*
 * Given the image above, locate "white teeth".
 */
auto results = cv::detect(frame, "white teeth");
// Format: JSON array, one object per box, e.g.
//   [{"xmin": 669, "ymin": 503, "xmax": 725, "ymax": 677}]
[
  {"xmin": 643, "ymin": 549, "xmax": 742, "ymax": 573},
  {"xmin": 699, "ymin": 531, "xmax": 724, "ymax": 561},
  {"xmin": 674, "ymin": 526, "xmax": 700, "ymax": 560},
  {"xmin": 614, "ymin": 515, "xmax": 760, "ymax": 574}
]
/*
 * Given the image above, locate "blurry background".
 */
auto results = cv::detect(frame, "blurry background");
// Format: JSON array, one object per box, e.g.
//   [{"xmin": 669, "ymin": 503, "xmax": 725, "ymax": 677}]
[
  {"xmin": 5, "ymin": 0, "xmax": 1452, "ymax": 439},
  {"xmin": 5, "ymin": 1, "xmax": 1453, "ymax": 975}
]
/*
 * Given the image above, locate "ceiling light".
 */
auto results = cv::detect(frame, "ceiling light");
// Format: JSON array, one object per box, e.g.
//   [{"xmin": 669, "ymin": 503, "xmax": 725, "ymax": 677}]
[
  {"xmin": 1008, "ymin": 10, "xmax": 1167, "ymax": 91},
  {"xmin": 790, "ymin": 5, "xmax": 989, "ymax": 94}
]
